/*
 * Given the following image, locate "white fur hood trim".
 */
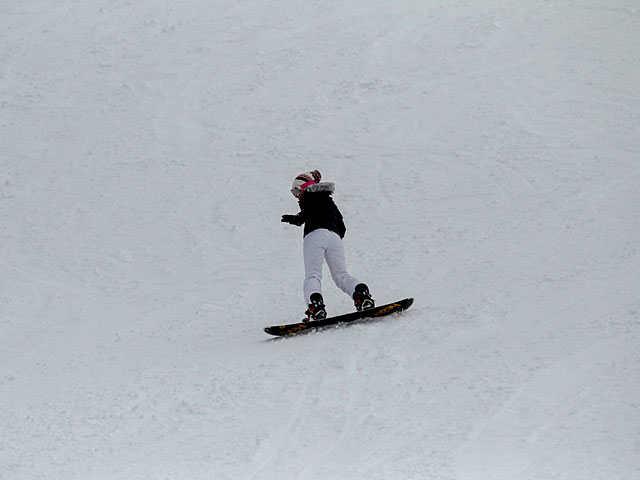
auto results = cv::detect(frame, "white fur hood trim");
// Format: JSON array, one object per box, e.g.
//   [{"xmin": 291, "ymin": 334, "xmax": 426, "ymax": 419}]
[{"xmin": 304, "ymin": 182, "xmax": 335, "ymax": 194}]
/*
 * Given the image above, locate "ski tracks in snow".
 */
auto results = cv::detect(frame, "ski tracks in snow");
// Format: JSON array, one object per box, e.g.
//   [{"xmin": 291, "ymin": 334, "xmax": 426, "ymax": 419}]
[
  {"xmin": 456, "ymin": 334, "xmax": 640, "ymax": 479},
  {"xmin": 248, "ymin": 367, "xmax": 319, "ymax": 479},
  {"xmin": 249, "ymin": 323, "xmax": 408, "ymax": 480}
]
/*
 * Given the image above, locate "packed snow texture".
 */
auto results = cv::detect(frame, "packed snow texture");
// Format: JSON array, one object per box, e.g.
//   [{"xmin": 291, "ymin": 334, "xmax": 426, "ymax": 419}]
[{"xmin": 2, "ymin": 0, "xmax": 640, "ymax": 478}]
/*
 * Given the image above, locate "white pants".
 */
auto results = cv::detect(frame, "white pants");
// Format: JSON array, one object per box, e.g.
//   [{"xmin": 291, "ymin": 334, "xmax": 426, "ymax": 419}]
[{"xmin": 303, "ymin": 229, "xmax": 360, "ymax": 305}]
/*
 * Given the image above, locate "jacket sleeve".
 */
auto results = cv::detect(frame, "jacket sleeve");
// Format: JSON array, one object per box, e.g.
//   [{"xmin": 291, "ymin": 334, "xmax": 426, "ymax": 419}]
[
  {"xmin": 294, "ymin": 211, "xmax": 306, "ymax": 225},
  {"xmin": 281, "ymin": 213, "xmax": 305, "ymax": 226},
  {"xmin": 297, "ymin": 204, "xmax": 307, "ymax": 223}
]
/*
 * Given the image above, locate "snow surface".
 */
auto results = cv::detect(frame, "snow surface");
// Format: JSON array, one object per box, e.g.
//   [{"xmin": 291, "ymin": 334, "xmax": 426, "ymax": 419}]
[{"xmin": 2, "ymin": 0, "xmax": 640, "ymax": 478}]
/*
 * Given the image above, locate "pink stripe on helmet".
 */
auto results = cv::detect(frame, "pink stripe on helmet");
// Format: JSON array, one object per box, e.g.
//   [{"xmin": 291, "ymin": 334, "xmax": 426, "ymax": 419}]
[{"xmin": 300, "ymin": 180, "xmax": 316, "ymax": 191}]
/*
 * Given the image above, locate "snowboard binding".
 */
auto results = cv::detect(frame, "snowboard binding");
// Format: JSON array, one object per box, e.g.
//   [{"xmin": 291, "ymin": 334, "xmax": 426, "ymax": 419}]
[
  {"xmin": 304, "ymin": 292, "xmax": 327, "ymax": 322},
  {"xmin": 353, "ymin": 283, "xmax": 374, "ymax": 311}
]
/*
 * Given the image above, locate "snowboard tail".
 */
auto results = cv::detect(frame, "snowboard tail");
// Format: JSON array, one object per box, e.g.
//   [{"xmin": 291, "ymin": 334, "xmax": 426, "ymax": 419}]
[{"xmin": 264, "ymin": 298, "xmax": 414, "ymax": 336}]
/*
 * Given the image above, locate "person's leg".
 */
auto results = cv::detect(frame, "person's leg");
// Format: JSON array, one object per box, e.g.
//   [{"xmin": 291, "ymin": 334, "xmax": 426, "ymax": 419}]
[
  {"xmin": 324, "ymin": 231, "xmax": 360, "ymax": 298},
  {"xmin": 303, "ymin": 229, "xmax": 329, "ymax": 304}
]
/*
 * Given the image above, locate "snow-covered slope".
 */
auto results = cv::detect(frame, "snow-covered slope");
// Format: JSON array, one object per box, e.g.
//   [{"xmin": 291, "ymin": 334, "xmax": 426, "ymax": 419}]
[{"xmin": 2, "ymin": 0, "xmax": 639, "ymax": 478}]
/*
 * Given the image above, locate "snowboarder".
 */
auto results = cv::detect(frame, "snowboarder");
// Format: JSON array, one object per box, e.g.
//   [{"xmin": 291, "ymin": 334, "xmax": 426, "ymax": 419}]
[{"xmin": 281, "ymin": 170, "xmax": 374, "ymax": 321}]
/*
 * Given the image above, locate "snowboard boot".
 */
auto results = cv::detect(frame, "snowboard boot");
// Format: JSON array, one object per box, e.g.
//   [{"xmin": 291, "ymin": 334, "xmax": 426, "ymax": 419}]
[
  {"xmin": 304, "ymin": 292, "xmax": 327, "ymax": 322},
  {"xmin": 353, "ymin": 283, "xmax": 374, "ymax": 311}
]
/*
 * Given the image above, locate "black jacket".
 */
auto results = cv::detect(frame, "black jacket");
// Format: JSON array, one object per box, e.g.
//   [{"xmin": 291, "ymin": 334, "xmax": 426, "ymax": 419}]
[{"xmin": 296, "ymin": 183, "xmax": 346, "ymax": 238}]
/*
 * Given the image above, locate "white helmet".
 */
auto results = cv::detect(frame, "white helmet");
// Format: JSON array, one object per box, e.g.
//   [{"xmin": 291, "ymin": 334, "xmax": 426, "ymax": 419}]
[{"xmin": 291, "ymin": 170, "xmax": 321, "ymax": 198}]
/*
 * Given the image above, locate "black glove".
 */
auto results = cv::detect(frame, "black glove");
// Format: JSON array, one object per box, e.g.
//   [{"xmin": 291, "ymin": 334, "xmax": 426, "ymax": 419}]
[{"xmin": 281, "ymin": 214, "xmax": 304, "ymax": 226}]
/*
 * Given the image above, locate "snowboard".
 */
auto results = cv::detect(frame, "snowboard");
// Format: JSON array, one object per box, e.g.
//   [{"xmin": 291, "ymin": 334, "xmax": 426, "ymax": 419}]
[{"xmin": 264, "ymin": 298, "xmax": 414, "ymax": 336}]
